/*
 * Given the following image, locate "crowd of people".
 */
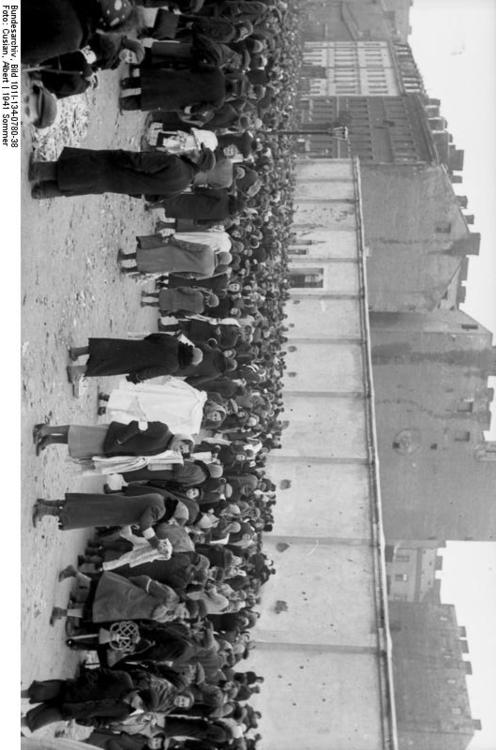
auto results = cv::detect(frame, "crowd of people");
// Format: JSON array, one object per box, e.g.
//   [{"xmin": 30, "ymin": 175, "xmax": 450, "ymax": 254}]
[{"xmin": 22, "ymin": 0, "xmax": 304, "ymax": 747}]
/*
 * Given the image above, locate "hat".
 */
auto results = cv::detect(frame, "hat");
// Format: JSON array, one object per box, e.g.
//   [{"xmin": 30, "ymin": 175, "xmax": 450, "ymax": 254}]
[
  {"xmin": 206, "ymin": 293, "xmax": 220, "ymax": 307},
  {"xmin": 197, "ymin": 146, "xmax": 216, "ymax": 173},
  {"xmin": 31, "ymin": 83, "xmax": 58, "ymax": 130},
  {"xmin": 207, "ymin": 462, "xmax": 224, "ymax": 479},
  {"xmin": 217, "ymin": 251, "xmax": 233, "ymax": 266},
  {"xmin": 121, "ymin": 37, "xmax": 145, "ymax": 63},
  {"xmin": 191, "ymin": 347, "xmax": 204, "ymax": 365},
  {"xmin": 99, "ymin": 0, "xmax": 134, "ymax": 28}
]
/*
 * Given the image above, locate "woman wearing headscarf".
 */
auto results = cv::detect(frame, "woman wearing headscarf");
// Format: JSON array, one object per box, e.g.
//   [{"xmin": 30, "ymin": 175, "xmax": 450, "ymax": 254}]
[
  {"xmin": 118, "ymin": 237, "xmax": 231, "ymax": 278},
  {"xmin": 140, "ymin": 287, "xmax": 220, "ymax": 316},
  {"xmin": 49, "ymin": 569, "xmax": 185, "ymax": 627},
  {"xmin": 29, "ymin": 146, "xmax": 215, "ymax": 200},
  {"xmin": 64, "ymin": 333, "xmax": 203, "ymax": 384},
  {"xmin": 22, "ymin": 667, "xmax": 147, "ymax": 732},
  {"xmin": 33, "ymin": 417, "xmax": 192, "ymax": 460}
]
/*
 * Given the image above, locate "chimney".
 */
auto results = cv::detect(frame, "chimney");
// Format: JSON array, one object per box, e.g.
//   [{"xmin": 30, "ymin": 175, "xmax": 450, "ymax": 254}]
[
  {"xmin": 449, "ymin": 234, "xmax": 481, "ymax": 256},
  {"xmin": 451, "ymin": 175, "xmax": 463, "ymax": 183},
  {"xmin": 473, "ymin": 720, "xmax": 482, "ymax": 731},
  {"xmin": 449, "ymin": 148, "xmax": 465, "ymax": 171},
  {"xmin": 464, "ymin": 214, "xmax": 475, "ymax": 224},
  {"xmin": 456, "ymin": 195, "xmax": 468, "ymax": 208}
]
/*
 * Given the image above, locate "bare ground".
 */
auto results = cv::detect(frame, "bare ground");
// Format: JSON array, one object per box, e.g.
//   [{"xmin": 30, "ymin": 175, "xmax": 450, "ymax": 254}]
[{"xmin": 21, "ymin": 69, "xmax": 158, "ymax": 689}]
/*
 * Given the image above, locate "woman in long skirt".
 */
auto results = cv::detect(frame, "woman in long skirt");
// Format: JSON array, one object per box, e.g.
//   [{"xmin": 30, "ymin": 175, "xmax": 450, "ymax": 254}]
[
  {"xmin": 65, "ymin": 333, "xmax": 203, "ymax": 385},
  {"xmin": 29, "ymin": 146, "xmax": 215, "ymax": 200},
  {"xmin": 33, "ymin": 419, "xmax": 192, "ymax": 458},
  {"xmin": 22, "ymin": 668, "xmax": 142, "ymax": 732}
]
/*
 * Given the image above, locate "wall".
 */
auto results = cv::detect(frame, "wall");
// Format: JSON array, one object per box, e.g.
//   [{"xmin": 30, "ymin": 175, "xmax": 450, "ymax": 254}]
[
  {"xmin": 360, "ymin": 163, "xmax": 479, "ymax": 312},
  {"xmin": 249, "ymin": 158, "xmax": 397, "ymax": 750},
  {"xmin": 370, "ymin": 310, "xmax": 496, "ymax": 540},
  {"xmin": 389, "ymin": 602, "xmax": 477, "ymax": 750}
]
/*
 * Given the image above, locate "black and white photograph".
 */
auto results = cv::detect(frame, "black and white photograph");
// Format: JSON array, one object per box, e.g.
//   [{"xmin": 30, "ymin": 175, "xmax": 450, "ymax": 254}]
[{"xmin": 10, "ymin": 0, "xmax": 496, "ymax": 748}]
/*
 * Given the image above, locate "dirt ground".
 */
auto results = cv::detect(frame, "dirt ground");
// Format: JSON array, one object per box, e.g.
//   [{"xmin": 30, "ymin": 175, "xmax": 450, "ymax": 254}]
[{"xmin": 21, "ymin": 69, "xmax": 159, "ymax": 691}]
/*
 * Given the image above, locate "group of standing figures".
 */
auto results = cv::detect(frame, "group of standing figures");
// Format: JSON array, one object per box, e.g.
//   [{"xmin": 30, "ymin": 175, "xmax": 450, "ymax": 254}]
[{"xmin": 21, "ymin": 0, "xmax": 306, "ymax": 748}]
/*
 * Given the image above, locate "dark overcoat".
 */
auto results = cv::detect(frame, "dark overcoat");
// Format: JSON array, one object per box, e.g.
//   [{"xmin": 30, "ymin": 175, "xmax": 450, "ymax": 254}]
[
  {"xmin": 162, "ymin": 188, "xmax": 231, "ymax": 221},
  {"xmin": 85, "ymin": 334, "xmax": 192, "ymax": 379},
  {"xmin": 140, "ymin": 68, "xmax": 225, "ymax": 111},
  {"xmin": 56, "ymin": 148, "xmax": 197, "ymax": 197}
]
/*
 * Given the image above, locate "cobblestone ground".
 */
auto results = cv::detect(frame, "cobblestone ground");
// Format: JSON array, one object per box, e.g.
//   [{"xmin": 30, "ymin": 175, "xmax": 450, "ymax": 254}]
[{"xmin": 21, "ymin": 69, "xmax": 158, "ymax": 694}]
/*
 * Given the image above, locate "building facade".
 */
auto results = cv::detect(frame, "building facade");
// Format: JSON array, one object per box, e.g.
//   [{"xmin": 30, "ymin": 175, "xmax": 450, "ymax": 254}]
[
  {"xmin": 360, "ymin": 163, "xmax": 479, "ymax": 312},
  {"xmin": 385, "ymin": 541, "xmax": 445, "ymax": 602},
  {"xmin": 389, "ymin": 602, "xmax": 481, "ymax": 750},
  {"xmin": 248, "ymin": 158, "xmax": 397, "ymax": 750},
  {"xmin": 370, "ymin": 309, "xmax": 496, "ymax": 541},
  {"xmin": 297, "ymin": 40, "xmax": 465, "ymax": 177}
]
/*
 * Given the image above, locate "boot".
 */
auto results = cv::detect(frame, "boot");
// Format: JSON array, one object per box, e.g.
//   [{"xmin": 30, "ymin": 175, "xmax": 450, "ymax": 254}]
[
  {"xmin": 32, "ymin": 500, "xmax": 62, "ymax": 527},
  {"xmin": 49, "ymin": 606, "xmax": 67, "ymax": 625},
  {"xmin": 58, "ymin": 566, "xmax": 77, "ymax": 582},
  {"xmin": 31, "ymin": 181, "xmax": 63, "ymax": 199}
]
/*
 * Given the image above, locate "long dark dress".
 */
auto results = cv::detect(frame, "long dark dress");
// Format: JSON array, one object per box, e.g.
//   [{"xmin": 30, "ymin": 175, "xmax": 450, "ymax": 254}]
[
  {"xmin": 59, "ymin": 492, "xmax": 166, "ymax": 530},
  {"xmin": 168, "ymin": 272, "xmax": 229, "ymax": 293},
  {"xmin": 85, "ymin": 334, "xmax": 193, "ymax": 379},
  {"xmin": 161, "ymin": 189, "xmax": 231, "ymax": 221},
  {"xmin": 25, "ymin": 669, "xmax": 135, "ymax": 730},
  {"xmin": 140, "ymin": 68, "xmax": 225, "ymax": 111},
  {"xmin": 21, "ymin": 0, "xmax": 95, "ymax": 64},
  {"xmin": 135, "ymin": 235, "xmax": 215, "ymax": 276},
  {"xmin": 55, "ymin": 148, "xmax": 198, "ymax": 197}
]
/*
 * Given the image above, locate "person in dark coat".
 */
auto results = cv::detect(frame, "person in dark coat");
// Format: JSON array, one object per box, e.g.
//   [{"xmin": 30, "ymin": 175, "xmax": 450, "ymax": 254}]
[
  {"xmin": 182, "ymin": 343, "xmax": 234, "ymax": 388},
  {"xmin": 32, "ymin": 491, "xmax": 168, "ymax": 534},
  {"xmin": 85, "ymin": 729, "xmax": 165, "ymax": 750},
  {"xmin": 65, "ymin": 334, "xmax": 203, "ymax": 384},
  {"xmin": 179, "ymin": 319, "xmax": 241, "ymax": 350},
  {"xmin": 158, "ymin": 189, "xmax": 245, "ymax": 223},
  {"xmin": 21, "ymin": 0, "xmax": 138, "ymax": 65},
  {"xmin": 120, "ymin": 66, "xmax": 225, "ymax": 113},
  {"xmin": 38, "ymin": 35, "xmax": 145, "ymax": 99},
  {"xmin": 23, "ymin": 668, "xmax": 143, "ymax": 731},
  {"xmin": 33, "ymin": 419, "xmax": 192, "ymax": 459},
  {"xmin": 29, "ymin": 146, "xmax": 215, "ymax": 200}
]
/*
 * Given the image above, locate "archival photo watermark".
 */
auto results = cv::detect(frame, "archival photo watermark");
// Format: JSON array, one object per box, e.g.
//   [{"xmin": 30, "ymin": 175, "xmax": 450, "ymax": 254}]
[
  {"xmin": 2, "ymin": 2, "xmax": 19, "ymax": 146},
  {"xmin": 14, "ymin": 1, "xmax": 496, "ymax": 749}
]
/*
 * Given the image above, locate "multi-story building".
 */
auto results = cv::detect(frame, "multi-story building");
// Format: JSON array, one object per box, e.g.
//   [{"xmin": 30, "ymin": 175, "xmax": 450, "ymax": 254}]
[
  {"xmin": 389, "ymin": 601, "xmax": 481, "ymax": 750},
  {"xmin": 385, "ymin": 542, "xmax": 445, "ymax": 602},
  {"xmin": 248, "ymin": 157, "xmax": 398, "ymax": 750},
  {"xmin": 297, "ymin": 41, "xmax": 464, "ymax": 176},
  {"xmin": 360, "ymin": 162, "xmax": 479, "ymax": 312},
  {"xmin": 370, "ymin": 308, "xmax": 496, "ymax": 541}
]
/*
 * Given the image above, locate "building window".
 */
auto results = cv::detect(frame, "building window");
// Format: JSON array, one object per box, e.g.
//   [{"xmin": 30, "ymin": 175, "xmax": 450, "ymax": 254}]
[
  {"xmin": 436, "ymin": 221, "xmax": 452, "ymax": 233},
  {"xmin": 396, "ymin": 554, "xmax": 410, "ymax": 562},
  {"xmin": 289, "ymin": 270, "xmax": 324, "ymax": 289},
  {"xmin": 454, "ymin": 430, "xmax": 471, "ymax": 442},
  {"xmin": 457, "ymin": 400, "xmax": 474, "ymax": 413},
  {"xmin": 395, "ymin": 574, "xmax": 408, "ymax": 582},
  {"xmin": 452, "ymin": 707, "xmax": 462, "ymax": 715}
]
